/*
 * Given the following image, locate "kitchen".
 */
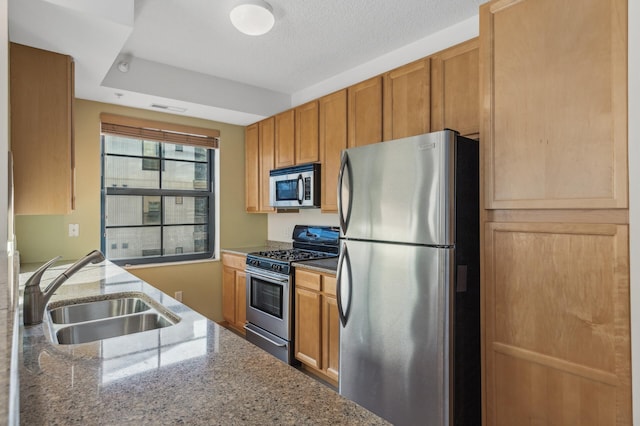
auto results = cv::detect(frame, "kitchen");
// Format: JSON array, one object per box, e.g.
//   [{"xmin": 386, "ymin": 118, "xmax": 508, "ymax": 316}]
[{"xmin": 1, "ymin": 0, "xmax": 639, "ymax": 425}]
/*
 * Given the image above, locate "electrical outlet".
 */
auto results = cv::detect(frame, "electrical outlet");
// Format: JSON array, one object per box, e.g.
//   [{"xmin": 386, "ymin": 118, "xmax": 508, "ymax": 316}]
[
  {"xmin": 174, "ymin": 291, "xmax": 183, "ymax": 302},
  {"xmin": 68, "ymin": 223, "xmax": 79, "ymax": 237}
]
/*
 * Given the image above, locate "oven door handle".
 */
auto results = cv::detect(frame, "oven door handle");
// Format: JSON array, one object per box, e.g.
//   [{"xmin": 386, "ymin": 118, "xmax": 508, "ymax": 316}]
[
  {"xmin": 245, "ymin": 266, "xmax": 290, "ymax": 284},
  {"xmin": 244, "ymin": 324, "xmax": 287, "ymax": 347}
]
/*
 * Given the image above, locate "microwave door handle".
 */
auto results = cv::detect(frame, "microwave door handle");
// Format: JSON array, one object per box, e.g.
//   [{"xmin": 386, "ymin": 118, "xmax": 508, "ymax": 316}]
[
  {"xmin": 297, "ymin": 174, "xmax": 304, "ymax": 205},
  {"xmin": 336, "ymin": 243, "xmax": 352, "ymax": 327},
  {"xmin": 337, "ymin": 152, "xmax": 353, "ymax": 234}
]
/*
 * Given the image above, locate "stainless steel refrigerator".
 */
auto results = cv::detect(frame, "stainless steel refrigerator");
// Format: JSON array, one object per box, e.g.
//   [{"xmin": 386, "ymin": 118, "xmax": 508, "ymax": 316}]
[{"xmin": 336, "ymin": 130, "xmax": 480, "ymax": 426}]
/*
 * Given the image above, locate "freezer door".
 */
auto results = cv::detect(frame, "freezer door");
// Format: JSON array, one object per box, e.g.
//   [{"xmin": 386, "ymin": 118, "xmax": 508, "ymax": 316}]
[
  {"xmin": 338, "ymin": 130, "xmax": 455, "ymax": 246},
  {"xmin": 337, "ymin": 239, "xmax": 453, "ymax": 426}
]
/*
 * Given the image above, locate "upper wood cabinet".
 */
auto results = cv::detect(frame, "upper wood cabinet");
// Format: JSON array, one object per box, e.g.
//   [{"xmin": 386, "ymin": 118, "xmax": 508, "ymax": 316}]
[
  {"xmin": 10, "ymin": 43, "xmax": 75, "ymax": 215},
  {"xmin": 481, "ymin": 0, "xmax": 627, "ymax": 210},
  {"xmin": 258, "ymin": 117, "xmax": 276, "ymax": 212},
  {"xmin": 383, "ymin": 58, "xmax": 431, "ymax": 141},
  {"xmin": 431, "ymin": 38, "xmax": 479, "ymax": 138},
  {"xmin": 245, "ymin": 123, "xmax": 260, "ymax": 212},
  {"xmin": 348, "ymin": 76, "xmax": 383, "ymax": 148},
  {"xmin": 319, "ymin": 90, "xmax": 348, "ymax": 213},
  {"xmin": 295, "ymin": 101, "xmax": 319, "ymax": 164},
  {"xmin": 274, "ymin": 109, "xmax": 295, "ymax": 168}
]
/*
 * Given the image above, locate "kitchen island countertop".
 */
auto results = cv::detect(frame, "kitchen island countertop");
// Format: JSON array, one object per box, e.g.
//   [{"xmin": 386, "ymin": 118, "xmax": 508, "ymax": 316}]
[{"xmin": 18, "ymin": 260, "xmax": 387, "ymax": 425}]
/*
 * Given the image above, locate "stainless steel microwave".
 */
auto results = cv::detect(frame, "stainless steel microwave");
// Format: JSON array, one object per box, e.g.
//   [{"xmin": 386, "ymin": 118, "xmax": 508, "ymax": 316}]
[{"xmin": 269, "ymin": 163, "xmax": 321, "ymax": 208}]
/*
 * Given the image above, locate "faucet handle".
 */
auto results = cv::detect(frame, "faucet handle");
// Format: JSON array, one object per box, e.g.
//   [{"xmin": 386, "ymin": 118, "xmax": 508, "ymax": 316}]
[{"xmin": 24, "ymin": 256, "xmax": 62, "ymax": 289}]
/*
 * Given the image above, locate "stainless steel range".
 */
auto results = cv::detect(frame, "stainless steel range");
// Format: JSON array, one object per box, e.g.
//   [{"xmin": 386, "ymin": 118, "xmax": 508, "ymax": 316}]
[{"xmin": 244, "ymin": 225, "xmax": 339, "ymax": 364}]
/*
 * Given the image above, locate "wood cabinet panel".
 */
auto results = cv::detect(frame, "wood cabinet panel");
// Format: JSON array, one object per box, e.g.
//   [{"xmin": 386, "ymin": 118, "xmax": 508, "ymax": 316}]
[
  {"xmin": 323, "ymin": 295, "xmax": 340, "ymax": 382},
  {"xmin": 245, "ymin": 123, "xmax": 260, "ymax": 212},
  {"xmin": 296, "ymin": 269, "xmax": 321, "ymax": 291},
  {"xmin": 295, "ymin": 287, "xmax": 322, "ymax": 369},
  {"xmin": 235, "ymin": 270, "xmax": 246, "ymax": 328},
  {"xmin": 319, "ymin": 90, "xmax": 348, "ymax": 213},
  {"xmin": 348, "ymin": 76, "xmax": 383, "ymax": 148},
  {"xmin": 431, "ymin": 38, "xmax": 479, "ymax": 138},
  {"xmin": 222, "ymin": 266, "xmax": 236, "ymax": 325},
  {"xmin": 10, "ymin": 43, "xmax": 74, "ymax": 215},
  {"xmin": 383, "ymin": 58, "xmax": 430, "ymax": 141},
  {"xmin": 275, "ymin": 109, "xmax": 295, "ymax": 168},
  {"xmin": 258, "ymin": 117, "xmax": 275, "ymax": 212},
  {"xmin": 222, "ymin": 253, "xmax": 248, "ymax": 334},
  {"xmin": 481, "ymin": 0, "xmax": 627, "ymax": 209},
  {"xmin": 484, "ymin": 222, "xmax": 630, "ymax": 424},
  {"xmin": 295, "ymin": 101, "xmax": 319, "ymax": 164}
]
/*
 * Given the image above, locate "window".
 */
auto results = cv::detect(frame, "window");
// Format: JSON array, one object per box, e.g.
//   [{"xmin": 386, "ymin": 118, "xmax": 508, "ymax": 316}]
[{"xmin": 100, "ymin": 114, "xmax": 219, "ymax": 265}]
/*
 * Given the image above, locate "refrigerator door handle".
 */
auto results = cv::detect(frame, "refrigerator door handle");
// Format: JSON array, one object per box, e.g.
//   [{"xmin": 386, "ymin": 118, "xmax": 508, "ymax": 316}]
[
  {"xmin": 336, "ymin": 243, "xmax": 352, "ymax": 327},
  {"xmin": 337, "ymin": 152, "xmax": 353, "ymax": 234}
]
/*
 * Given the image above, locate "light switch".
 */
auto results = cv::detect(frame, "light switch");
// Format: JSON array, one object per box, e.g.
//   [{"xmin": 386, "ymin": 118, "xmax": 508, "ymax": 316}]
[{"xmin": 68, "ymin": 223, "xmax": 79, "ymax": 237}]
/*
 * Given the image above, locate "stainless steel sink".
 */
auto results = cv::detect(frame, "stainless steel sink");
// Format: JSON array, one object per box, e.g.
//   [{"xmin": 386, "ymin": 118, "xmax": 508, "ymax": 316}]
[
  {"xmin": 55, "ymin": 313, "xmax": 175, "ymax": 345},
  {"xmin": 49, "ymin": 297, "xmax": 151, "ymax": 324},
  {"xmin": 45, "ymin": 292, "xmax": 180, "ymax": 345}
]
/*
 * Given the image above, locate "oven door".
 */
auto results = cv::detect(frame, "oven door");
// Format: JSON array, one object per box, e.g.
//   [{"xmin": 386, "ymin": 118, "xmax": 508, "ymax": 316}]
[{"xmin": 245, "ymin": 266, "xmax": 291, "ymax": 341}]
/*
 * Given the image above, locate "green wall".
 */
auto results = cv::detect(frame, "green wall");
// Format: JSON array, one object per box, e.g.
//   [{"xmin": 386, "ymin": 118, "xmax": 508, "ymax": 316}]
[{"xmin": 15, "ymin": 99, "xmax": 267, "ymax": 320}]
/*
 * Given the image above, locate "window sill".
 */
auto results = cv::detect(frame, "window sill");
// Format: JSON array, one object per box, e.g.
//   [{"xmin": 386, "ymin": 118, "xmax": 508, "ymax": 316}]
[{"xmin": 123, "ymin": 256, "xmax": 220, "ymax": 270}]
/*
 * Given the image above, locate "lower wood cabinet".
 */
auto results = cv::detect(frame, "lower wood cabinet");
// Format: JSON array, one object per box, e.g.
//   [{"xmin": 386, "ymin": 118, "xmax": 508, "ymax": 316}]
[
  {"xmin": 484, "ymin": 222, "xmax": 630, "ymax": 424},
  {"xmin": 221, "ymin": 252, "xmax": 247, "ymax": 335},
  {"xmin": 295, "ymin": 268, "xmax": 339, "ymax": 385}
]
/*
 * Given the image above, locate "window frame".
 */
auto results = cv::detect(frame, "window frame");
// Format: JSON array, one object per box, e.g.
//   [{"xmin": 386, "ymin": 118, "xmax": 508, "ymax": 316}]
[{"xmin": 100, "ymin": 134, "xmax": 217, "ymax": 266}]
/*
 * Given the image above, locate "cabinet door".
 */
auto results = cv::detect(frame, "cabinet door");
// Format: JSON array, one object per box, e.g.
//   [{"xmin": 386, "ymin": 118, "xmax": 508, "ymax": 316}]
[
  {"xmin": 295, "ymin": 101, "xmax": 319, "ymax": 164},
  {"xmin": 275, "ymin": 109, "xmax": 295, "ymax": 168},
  {"xmin": 295, "ymin": 287, "xmax": 322, "ymax": 369},
  {"xmin": 431, "ymin": 39, "xmax": 479, "ymax": 138},
  {"xmin": 245, "ymin": 123, "xmax": 260, "ymax": 212},
  {"xmin": 383, "ymin": 58, "xmax": 430, "ymax": 141},
  {"xmin": 481, "ymin": 0, "xmax": 627, "ymax": 209},
  {"xmin": 484, "ymin": 222, "xmax": 630, "ymax": 425},
  {"xmin": 10, "ymin": 43, "xmax": 74, "ymax": 215},
  {"xmin": 319, "ymin": 90, "xmax": 348, "ymax": 213},
  {"xmin": 258, "ymin": 117, "xmax": 275, "ymax": 212},
  {"xmin": 322, "ymin": 295, "xmax": 340, "ymax": 382},
  {"xmin": 348, "ymin": 76, "xmax": 383, "ymax": 148},
  {"xmin": 235, "ymin": 270, "xmax": 247, "ymax": 330},
  {"xmin": 222, "ymin": 266, "xmax": 236, "ymax": 324}
]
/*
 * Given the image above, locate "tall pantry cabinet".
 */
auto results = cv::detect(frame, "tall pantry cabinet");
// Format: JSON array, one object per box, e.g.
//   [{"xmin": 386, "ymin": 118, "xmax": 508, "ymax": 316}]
[
  {"xmin": 10, "ymin": 43, "xmax": 75, "ymax": 215},
  {"xmin": 480, "ymin": 0, "xmax": 630, "ymax": 425}
]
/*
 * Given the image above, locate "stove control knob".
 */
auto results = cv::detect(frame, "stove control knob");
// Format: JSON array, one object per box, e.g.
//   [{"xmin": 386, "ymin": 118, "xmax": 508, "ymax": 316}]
[{"xmin": 272, "ymin": 264, "xmax": 280, "ymax": 271}]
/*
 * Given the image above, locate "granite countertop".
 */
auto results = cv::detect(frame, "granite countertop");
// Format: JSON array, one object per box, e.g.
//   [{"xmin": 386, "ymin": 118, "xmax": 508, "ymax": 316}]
[
  {"xmin": 292, "ymin": 258, "xmax": 339, "ymax": 275},
  {"xmin": 18, "ymin": 261, "xmax": 387, "ymax": 425}
]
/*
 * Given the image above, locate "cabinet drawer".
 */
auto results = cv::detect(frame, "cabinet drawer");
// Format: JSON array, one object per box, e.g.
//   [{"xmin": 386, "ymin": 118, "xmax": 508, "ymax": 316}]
[
  {"xmin": 296, "ymin": 269, "xmax": 321, "ymax": 291},
  {"xmin": 222, "ymin": 253, "xmax": 247, "ymax": 270},
  {"xmin": 323, "ymin": 275, "xmax": 337, "ymax": 296}
]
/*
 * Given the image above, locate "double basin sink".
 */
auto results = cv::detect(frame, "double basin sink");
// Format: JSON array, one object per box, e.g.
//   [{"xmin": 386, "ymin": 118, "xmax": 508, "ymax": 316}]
[{"xmin": 47, "ymin": 292, "xmax": 180, "ymax": 345}]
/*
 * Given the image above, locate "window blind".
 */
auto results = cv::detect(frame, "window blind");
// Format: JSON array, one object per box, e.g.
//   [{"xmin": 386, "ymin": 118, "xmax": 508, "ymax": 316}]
[{"xmin": 100, "ymin": 113, "xmax": 220, "ymax": 149}]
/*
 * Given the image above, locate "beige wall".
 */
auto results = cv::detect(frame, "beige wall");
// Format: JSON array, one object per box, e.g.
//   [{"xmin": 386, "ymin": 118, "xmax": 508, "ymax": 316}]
[{"xmin": 15, "ymin": 99, "xmax": 267, "ymax": 320}]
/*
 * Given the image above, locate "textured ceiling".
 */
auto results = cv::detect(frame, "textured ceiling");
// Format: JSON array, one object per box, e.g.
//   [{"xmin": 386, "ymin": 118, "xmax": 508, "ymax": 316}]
[{"xmin": 9, "ymin": 0, "xmax": 482, "ymax": 124}]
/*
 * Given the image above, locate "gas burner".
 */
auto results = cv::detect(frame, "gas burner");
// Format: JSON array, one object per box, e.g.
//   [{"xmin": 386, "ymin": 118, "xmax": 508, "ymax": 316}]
[{"xmin": 252, "ymin": 249, "xmax": 335, "ymax": 262}]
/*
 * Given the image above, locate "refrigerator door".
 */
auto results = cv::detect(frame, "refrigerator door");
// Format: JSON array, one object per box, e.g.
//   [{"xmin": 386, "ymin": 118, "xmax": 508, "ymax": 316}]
[
  {"xmin": 338, "ymin": 130, "xmax": 455, "ymax": 246},
  {"xmin": 337, "ymin": 239, "xmax": 453, "ymax": 426}
]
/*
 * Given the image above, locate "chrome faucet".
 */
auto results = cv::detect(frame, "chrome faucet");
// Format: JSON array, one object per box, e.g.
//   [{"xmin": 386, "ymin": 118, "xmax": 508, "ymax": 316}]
[{"xmin": 23, "ymin": 250, "xmax": 105, "ymax": 326}]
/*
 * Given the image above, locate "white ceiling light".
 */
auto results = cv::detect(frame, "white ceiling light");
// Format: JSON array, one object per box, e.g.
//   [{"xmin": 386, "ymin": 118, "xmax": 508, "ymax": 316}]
[{"xmin": 230, "ymin": 0, "xmax": 275, "ymax": 36}]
